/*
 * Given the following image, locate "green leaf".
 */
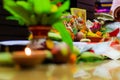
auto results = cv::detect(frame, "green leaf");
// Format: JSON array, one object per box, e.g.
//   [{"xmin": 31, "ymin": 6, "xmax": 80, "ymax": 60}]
[
  {"xmin": 7, "ymin": 16, "xmax": 24, "ymax": 25},
  {"xmin": 3, "ymin": 0, "xmax": 71, "ymax": 26},
  {"xmin": 16, "ymin": 1, "xmax": 33, "ymax": 13},
  {"xmin": 33, "ymin": 0, "xmax": 51, "ymax": 14},
  {"xmin": 41, "ymin": 14, "xmax": 49, "ymax": 25},
  {"xmin": 4, "ymin": 0, "xmax": 31, "ymax": 26},
  {"xmin": 51, "ymin": 0, "xmax": 64, "ymax": 4},
  {"xmin": 53, "ymin": 21, "xmax": 73, "ymax": 50},
  {"xmin": 30, "ymin": 14, "xmax": 37, "ymax": 25},
  {"xmin": 57, "ymin": 0, "xmax": 70, "ymax": 13},
  {"xmin": 77, "ymin": 52, "xmax": 104, "ymax": 62},
  {"xmin": 0, "ymin": 52, "xmax": 14, "ymax": 65},
  {"xmin": 48, "ymin": 12, "xmax": 62, "ymax": 25},
  {"xmin": 48, "ymin": 32, "xmax": 62, "ymax": 41},
  {"xmin": 27, "ymin": 0, "xmax": 34, "ymax": 3}
]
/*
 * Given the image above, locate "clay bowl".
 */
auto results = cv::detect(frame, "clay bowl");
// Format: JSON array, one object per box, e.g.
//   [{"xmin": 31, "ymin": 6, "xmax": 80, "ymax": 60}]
[{"xmin": 12, "ymin": 50, "xmax": 46, "ymax": 68}]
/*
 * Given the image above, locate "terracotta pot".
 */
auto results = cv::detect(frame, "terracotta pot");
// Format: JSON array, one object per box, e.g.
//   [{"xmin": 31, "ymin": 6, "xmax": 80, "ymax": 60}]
[
  {"xmin": 29, "ymin": 26, "xmax": 51, "ymax": 39},
  {"xmin": 28, "ymin": 26, "xmax": 51, "ymax": 50}
]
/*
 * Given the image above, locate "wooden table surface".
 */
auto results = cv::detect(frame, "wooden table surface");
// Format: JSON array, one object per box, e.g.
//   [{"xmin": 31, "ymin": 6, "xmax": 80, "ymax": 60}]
[{"xmin": 0, "ymin": 60, "xmax": 120, "ymax": 80}]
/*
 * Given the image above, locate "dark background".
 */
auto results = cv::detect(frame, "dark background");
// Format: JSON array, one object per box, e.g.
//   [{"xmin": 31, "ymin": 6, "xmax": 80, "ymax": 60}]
[
  {"xmin": 0, "ymin": 0, "xmax": 29, "ymax": 41},
  {"xmin": 0, "ymin": 0, "xmax": 95, "ymax": 41}
]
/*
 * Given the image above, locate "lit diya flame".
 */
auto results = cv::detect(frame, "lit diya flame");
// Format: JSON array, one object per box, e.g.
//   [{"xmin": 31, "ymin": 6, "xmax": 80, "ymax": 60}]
[{"xmin": 25, "ymin": 47, "xmax": 31, "ymax": 56}]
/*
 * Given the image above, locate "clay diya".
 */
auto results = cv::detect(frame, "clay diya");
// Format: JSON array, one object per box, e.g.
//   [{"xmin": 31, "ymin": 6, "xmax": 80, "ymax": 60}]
[{"xmin": 12, "ymin": 47, "xmax": 46, "ymax": 68}]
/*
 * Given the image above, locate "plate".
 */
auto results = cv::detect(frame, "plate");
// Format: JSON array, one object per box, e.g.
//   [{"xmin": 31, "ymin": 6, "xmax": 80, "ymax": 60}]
[{"xmin": 0, "ymin": 40, "xmax": 30, "ymax": 46}]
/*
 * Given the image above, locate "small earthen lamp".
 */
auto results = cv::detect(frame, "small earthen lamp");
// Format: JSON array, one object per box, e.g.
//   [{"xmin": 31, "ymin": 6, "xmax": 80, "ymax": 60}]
[{"xmin": 12, "ymin": 47, "xmax": 46, "ymax": 68}]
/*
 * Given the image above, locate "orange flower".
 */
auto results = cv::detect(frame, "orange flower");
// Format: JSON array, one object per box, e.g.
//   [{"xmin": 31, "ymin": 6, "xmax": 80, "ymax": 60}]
[
  {"xmin": 70, "ymin": 54, "xmax": 77, "ymax": 64},
  {"xmin": 96, "ymin": 31, "xmax": 102, "ymax": 36},
  {"xmin": 80, "ymin": 29, "xmax": 86, "ymax": 33}
]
